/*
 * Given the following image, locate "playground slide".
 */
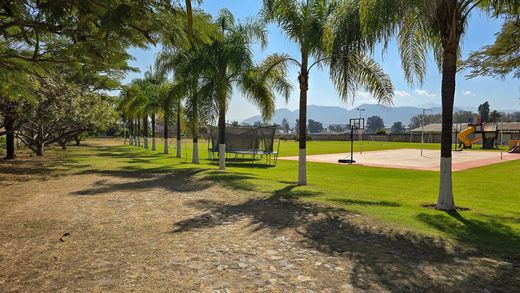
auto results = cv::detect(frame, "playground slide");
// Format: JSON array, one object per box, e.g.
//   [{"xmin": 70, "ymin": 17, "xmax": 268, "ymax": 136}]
[
  {"xmin": 458, "ymin": 126, "xmax": 476, "ymax": 148},
  {"xmin": 510, "ymin": 145, "xmax": 520, "ymax": 153}
]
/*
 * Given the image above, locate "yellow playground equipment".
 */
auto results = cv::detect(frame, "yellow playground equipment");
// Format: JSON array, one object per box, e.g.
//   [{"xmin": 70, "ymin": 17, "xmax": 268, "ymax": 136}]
[
  {"xmin": 457, "ymin": 121, "xmax": 498, "ymax": 149},
  {"xmin": 510, "ymin": 140, "xmax": 520, "ymax": 153},
  {"xmin": 457, "ymin": 125, "xmax": 482, "ymax": 148}
]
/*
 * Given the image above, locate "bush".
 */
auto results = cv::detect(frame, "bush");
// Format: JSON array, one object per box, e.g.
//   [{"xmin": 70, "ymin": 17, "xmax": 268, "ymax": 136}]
[{"xmin": 376, "ymin": 129, "xmax": 387, "ymax": 135}]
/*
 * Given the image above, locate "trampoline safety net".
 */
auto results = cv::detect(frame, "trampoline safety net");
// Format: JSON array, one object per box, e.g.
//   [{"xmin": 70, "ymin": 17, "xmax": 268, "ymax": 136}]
[{"xmin": 208, "ymin": 125, "xmax": 280, "ymax": 165}]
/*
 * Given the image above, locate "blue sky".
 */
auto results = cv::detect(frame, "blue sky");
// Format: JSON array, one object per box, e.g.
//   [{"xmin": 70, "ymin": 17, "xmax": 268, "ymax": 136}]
[{"xmin": 125, "ymin": 0, "xmax": 520, "ymax": 122}]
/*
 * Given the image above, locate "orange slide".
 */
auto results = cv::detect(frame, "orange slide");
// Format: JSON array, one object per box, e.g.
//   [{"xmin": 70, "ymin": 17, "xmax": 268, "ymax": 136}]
[
  {"xmin": 509, "ymin": 140, "xmax": 520, "ymax": 153},
  {"xmin": 458, "ymin": 126, "xmax": 481, "ymax": 148}
]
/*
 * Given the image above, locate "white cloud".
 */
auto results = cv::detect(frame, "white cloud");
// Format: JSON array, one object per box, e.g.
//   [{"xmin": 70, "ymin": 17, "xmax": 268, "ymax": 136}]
[
  {"xmin": 394, "ymin": 90, "xmax": 410, "ymax": 97},
  {"xmin": 356, "ymin": 91, "xmax": 377, "ymax": 103},
  {"xmin": 463, "ymin": 90, "xmax": 476, "ymax": 96},
  {"xmin": 414, "ymin": 89, "xmax": 436, "ymax": 98}
]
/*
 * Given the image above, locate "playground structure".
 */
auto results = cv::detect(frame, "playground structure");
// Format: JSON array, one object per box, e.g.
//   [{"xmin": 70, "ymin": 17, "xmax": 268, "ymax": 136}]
[
  {"xmin": 457, "ymin": 119, "xmax": 498, "ymax": 150},
  {"xmin": 510, "ymin": 140, "xmax": 520, "ymax": 153},
  {"xmin": 208, "ymin": 125, "xmax": 280, "ymax": 165}
]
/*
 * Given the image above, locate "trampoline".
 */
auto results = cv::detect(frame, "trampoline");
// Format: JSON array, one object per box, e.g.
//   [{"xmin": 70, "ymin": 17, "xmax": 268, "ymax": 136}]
[{"xmin": 208, "ymin": 125, "xmax": 280, "ymax": 165}]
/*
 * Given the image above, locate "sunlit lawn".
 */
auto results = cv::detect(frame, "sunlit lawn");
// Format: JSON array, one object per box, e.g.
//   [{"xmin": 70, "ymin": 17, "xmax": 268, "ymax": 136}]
[{"xmin": 71, "ymin": 138, "xmax": 520, "ymax": 256}]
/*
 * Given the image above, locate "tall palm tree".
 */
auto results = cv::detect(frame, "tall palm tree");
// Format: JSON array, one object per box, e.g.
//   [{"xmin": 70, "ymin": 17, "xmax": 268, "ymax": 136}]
[
  {"xmin": 195, "ymin": 10, "xmax": 292, "ymax": 170},
  {"xmin": 157, "ymin": 82, "xmax": 178, "ymax": 154},
  {"xmin": 157, "ymin": 46, "xmax": 216, "ymax": 164},
  {"xmin": 358, "ymin": 0, "xmax": 517, "ymax": 210},
  {"xmin": 262, "ymin": 0, "xmax": 394, "ymax": 185},
  {"xmin": 142, "ymin": 68, "xmax": 164, "ymax": 151}
]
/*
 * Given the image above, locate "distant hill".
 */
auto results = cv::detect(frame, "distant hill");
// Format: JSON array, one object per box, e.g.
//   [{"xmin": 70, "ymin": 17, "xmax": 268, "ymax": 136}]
[
  {"xmin": 242, "ymin": 103, "xmax": 519, "ymax": 127},
  {"xmin": 242, "ymin": 104, "xmax": 430, "ymax": 127}
]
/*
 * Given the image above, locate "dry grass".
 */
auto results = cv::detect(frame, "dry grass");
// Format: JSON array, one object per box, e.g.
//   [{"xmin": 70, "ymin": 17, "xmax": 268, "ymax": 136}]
[{"xmin": 0, "ymin": 140, "xmax": 518, "ymax": 292}]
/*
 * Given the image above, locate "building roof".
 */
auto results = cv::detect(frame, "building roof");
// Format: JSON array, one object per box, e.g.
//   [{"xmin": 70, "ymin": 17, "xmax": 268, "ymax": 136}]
[{"xmin": 410, "ymin": 122, "xmax": 520, "ymax": 133}]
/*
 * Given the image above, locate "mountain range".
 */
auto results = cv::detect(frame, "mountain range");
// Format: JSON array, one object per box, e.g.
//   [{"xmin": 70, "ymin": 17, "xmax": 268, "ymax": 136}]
[{"xmin": 241, "ymin": 103, "xmax": 518, "ymax": 127}]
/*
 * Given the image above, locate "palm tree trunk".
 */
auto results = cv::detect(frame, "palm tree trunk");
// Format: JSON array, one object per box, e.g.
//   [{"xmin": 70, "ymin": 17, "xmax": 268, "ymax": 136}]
[
  {"xmin": 151, "ymin": 113, "xmax": 156, "ymax": 151},
  {"xmin": 4, "ymin": 115, "xmax": 15, "ymax": 160},
  {"xmin": 137, "ymin": 118, "xmax": 141, "ymax": 147},
  {"xmin": 176, "ymin": 104, "xmax": 182, "ymax": 158},
  {"xmin": 164, "ymin": 114, "xmax": 169, "ymax": 154},
  {"xmin": 218, "ymin": 99, "xmax": 226, "ymax": 170},
  {"xmin": 129, "ymin": 119, "xmax": 134, "ymax": 146},
  {"xmin": 143, "ymin": 114, "xmax": 149, "ymax": 149},
  {"xmin": 192, "ymin": 98, "xmax": 199, "ymax": 164},
  {"xmin": 185, "ymin": 0, "xmax": 193, "ymax": 44},
  {"xmin": 298, "ymin": 52, "xmax": 309, "ymax": 185},
  {"xmin": 437, "ymin": 49, "xmax": 457, "ymax": 211}
]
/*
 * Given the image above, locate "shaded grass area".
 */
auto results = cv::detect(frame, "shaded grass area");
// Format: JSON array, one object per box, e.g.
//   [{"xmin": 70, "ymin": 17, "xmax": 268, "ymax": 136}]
[{"xmin": 34, "ymin": 138, "xmax": 520, "ymax": 257}]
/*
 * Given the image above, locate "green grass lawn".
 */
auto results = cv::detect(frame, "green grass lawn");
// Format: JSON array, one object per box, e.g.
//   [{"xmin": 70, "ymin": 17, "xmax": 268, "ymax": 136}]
[{"xmin": 71, "ymin": 138, "xmax": 520, "ymax": 256}]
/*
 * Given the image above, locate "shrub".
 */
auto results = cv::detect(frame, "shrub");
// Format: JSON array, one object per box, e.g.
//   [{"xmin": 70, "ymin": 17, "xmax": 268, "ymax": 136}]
[{"xmin": 376, "ymin": 129, "xmax": 387, "ymax": 135}]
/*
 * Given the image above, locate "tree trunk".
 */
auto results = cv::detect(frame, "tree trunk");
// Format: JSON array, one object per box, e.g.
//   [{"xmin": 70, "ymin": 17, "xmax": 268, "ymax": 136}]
[
  {"xmin": 75, "ymin": 136, "xmax": 80, "ymax": 146},
  {"xmin": 4, "ymin": 116, "xmax": 15, "ymax": 160},
  {"xmin": 192, "ymin": 98, "xmax": 199, "ymax": 164},
  {"xmin": 164, "ymin": 115, "xmax": 169, "ymax": 154},
  {"xmin": 36, "ymin": 142, "xmax": 44, "ymax": 156},
  {"xmin": 176, "ymin": 104, "xmax": 182, "ymax": 158},
  {"xmin": 137, "ymin": 118, "xmax": 141, "ymax": 147},
  {"xmin": 297, "ymin": 52, "xmax": 309, "ymax": 185},
  {"xmin": 128, "ymin": 120, "xmax": 133, "ymax": 145},
  {"xmin": 60, "ymin": 140, "xmax": 67, "ymax": 150},
  {"xmin": 218, "ymin": 99, "xmax": 226, "ymax": 170},
  {"xmin": 143, "ymin": 114, "xmax": 149, "ymax": 149},
  {"xmin": 151, "ymin": 113, "xmax": 156, "ymax": 151},
  {"xmin": 436, "ymin": 49, "xmax": 457, "ymax": 211}
]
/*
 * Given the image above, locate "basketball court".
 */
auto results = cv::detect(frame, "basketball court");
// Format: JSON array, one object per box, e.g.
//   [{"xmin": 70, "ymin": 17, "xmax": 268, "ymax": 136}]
[{"xmin": 279, "ymin": 149, "xmax": 520, "ymax": 171}]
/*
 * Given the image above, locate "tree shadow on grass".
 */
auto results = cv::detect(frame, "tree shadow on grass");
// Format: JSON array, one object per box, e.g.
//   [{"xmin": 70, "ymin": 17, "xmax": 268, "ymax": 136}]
[
  {"xmin": 172, "ymin": 185, "xmax": 326, "ymax": 233},
  {"xmin": 172, "ymin": 188, "xmax": 520, "ymax": 291},
  {"xmin": 0, "ymin": 156, "xmax": 77, "ymax": 185},
  {"xmin": 72, "ymin": 168, "xmax": 212, "ymax": 195},
  {"xmin": 417, "ymin": 211, "xmax": 520, "ymax": 257}
]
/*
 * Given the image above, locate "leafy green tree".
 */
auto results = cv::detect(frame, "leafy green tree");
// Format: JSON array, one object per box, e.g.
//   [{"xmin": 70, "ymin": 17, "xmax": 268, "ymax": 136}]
[
  {"xmin": 18, "ymin": 77, "xmax": 116, "ymax": 156},
  {"xmin": 263, "ymin": 0, "xmax": 393, "ymax": 185},
  {"xmin": 366, "ymin": 116, "xmax": 385, "ymax": 132},
  {"xmin": 359, "ymin": 0, "xmax": 517, "ymax": 210},
  {"xmin": 391, "ymin": 121, "xmax": 406, "ymax": 134},
  {"xmin": 280, "ymin": 118, "xmax": 290, "ymax": 134},
  {"xmin": 196, "ymin": 10, "xmax": 292, "ymax": 170},
  {"xmin": 409, "ymin": 113, "xmax": 442, "ymax": 129},
  {"xmin": 453, "ymin": 111, "xmax": 476, "ymax": 123},
  {"xmin": 464, "ymin": 20, "xmax": 520, "ymax": 79},
  {"xmin": 1, "ymin": 1, "xmax": 185, "ymax": 159},
  {"xmin": 489, "ymin": 110, "xmax": 502, "ymax": 122},
  {"xmin": 479, "ymin": 101, "xmax": 491, "ymax": 122},
  {"xmin": 0, "ymin": 72, "xmax": 37, "ymax": 159},
  {"xmin": 308, "ymin": 119, "xmax": 324, "ymax": 133}
]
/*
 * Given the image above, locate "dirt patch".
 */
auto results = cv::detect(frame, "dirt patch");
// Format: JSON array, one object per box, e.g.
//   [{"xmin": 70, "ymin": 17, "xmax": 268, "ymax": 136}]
[{"xmin": 1, "ymin": 142, "xmax": 518, "ymax": 292}]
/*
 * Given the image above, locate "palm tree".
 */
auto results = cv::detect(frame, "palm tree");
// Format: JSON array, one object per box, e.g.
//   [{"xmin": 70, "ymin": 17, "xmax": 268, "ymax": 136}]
[
  {"xmin": 196, "ymin": 9, "xmax": 292, "ymax": 170},
  {"xmin": 157, "ymin": 82, "xmax": 178, "ymax": 154},
  {"xmin": 262, "ymin": 0, "xmax": 394, "ymax": 185},
  {"xmin": 119, "ymin": 84, "xmax": 145, "ymax": 147},
  {"xmin": 142, "ymin": 68, "xmax": 164, "ymax": 151},
  {"xmin": 357, "ymin": 0, "xmax": 517, "ymax": 210}
]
